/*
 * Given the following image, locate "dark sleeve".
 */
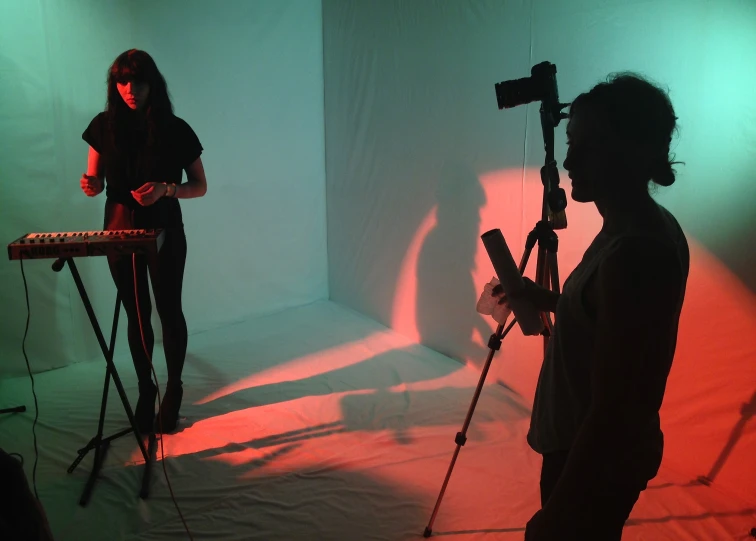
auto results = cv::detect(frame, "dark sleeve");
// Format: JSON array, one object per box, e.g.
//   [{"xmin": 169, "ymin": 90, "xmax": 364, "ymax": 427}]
[
  {"xmin": 82, "ymin": 112, "xmax": 106, "ymax": 153},
  {"xmin": 174, "ymin": 117, "xmax": 203, "ymax": 169}
]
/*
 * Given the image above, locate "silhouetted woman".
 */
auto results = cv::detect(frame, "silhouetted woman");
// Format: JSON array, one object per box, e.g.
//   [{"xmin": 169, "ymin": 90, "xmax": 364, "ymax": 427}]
[
  {"xmin": 492, "ymin": 73, "xmax": 689, "ymax": 539},
  {"xmin": 80, "ymin": 49, "xmax": 207, "ymax": 433}
]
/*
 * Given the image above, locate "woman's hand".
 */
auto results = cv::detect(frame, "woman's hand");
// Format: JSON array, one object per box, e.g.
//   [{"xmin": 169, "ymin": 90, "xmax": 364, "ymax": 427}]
[
  {"xmin": 80, "ymin": 174, "xmax": 104, "ymax": 197},
  {"xmin": 477, "ymin": 277, "xmax": 515, "ymax": 324},
  {"xmin": 490, "ymin": 276, "xmax": 561, "ymax": 314},
  {"xmin": 131, "ymin": 182, "xmax": 167, "ymax": 206}
]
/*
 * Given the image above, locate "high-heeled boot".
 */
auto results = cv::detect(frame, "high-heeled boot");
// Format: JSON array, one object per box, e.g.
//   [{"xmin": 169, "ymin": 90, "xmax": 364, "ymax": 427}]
[
  {"xmin": 156, "ymin": 382, "xmax": 183, "ymax": 434},
  {"xmin": 134, "ymin": 381, "xmax": 157, "ymax": 434}
]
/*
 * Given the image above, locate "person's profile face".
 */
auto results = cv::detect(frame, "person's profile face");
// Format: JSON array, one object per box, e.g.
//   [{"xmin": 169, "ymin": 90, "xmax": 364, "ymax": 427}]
[
  {"xmin": 116, "ymin": 78, "xmax": 150, "ymax": 110},
  {"xmin": 563, "ymin": 106, "xmax": 618, "ymax": 203}
]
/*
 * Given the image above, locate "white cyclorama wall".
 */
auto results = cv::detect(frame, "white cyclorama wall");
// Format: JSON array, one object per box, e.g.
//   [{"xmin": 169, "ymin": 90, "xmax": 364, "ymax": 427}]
[
  {"xmin": 131, "ymin": 0, "xmax": 328, "ymax": 336},
  {"xmin": 323, "ymin": 0, "xmax": 756, "ymax": 508},
  {"xmin": 0, "ymin": 0, "xmax": 142, "ymax": 376},
  {"xmin": 0, "ymin": 0, "xmax": 327, "ymax": 376}
]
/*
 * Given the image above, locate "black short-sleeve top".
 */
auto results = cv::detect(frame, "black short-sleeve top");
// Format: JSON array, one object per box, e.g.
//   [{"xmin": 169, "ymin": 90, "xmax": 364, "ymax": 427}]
[{"xmin": 82, "ymin": 111, "xmax": 203, "ymax": 228}]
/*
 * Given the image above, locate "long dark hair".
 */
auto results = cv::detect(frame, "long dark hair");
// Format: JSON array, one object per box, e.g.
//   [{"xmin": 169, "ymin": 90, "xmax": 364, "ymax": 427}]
[{"xmin": 105, "ymin": 49, "xmax": 173, "ymax": 148}]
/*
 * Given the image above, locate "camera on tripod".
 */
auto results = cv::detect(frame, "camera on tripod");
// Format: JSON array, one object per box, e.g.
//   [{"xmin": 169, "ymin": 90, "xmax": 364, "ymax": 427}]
[
  {"xmin": 493, "ymin": 61, "xmax": 570, "ymax": 221},
  {"xmin": 495, "ymin": 61, "xmax": 559, "ymax": 110},
  {"xmin": 423, "ymin": 61, "xmax": 571, "ymax": 538}
]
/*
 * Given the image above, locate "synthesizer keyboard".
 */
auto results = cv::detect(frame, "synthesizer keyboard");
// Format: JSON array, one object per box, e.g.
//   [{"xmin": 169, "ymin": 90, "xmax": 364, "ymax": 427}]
[{"xmin": 8, "ymin": 229, "xmax": 165, "ymax": 261}]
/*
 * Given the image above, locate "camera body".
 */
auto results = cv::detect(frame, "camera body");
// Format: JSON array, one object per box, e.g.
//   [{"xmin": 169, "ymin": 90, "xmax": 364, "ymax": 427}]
[
  {"xmin": 495, "ymin": 61, "xmax": 558, "ymax": 110},
  {"xmin": 494, "ymin": 61, "xmax": 569, "ymax": 221}
]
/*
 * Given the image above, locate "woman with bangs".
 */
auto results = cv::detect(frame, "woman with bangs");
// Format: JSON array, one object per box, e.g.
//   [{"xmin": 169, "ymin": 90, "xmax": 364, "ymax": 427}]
[{"xmin": 80, "ymin": 49, "xmax": 207, "ymax": 434}]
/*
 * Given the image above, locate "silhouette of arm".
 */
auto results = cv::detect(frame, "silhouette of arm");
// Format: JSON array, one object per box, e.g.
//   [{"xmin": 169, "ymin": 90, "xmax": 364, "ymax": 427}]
[
  {"xmin": 535, "ymin": 236, "xmax": 683, "ymax": 530},
  {"xmin": 173, "ymin": 157, "xmax": 207, "ymax": 198}
]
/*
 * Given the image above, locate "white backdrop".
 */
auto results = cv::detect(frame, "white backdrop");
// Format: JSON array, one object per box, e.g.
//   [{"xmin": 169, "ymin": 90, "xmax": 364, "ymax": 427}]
[
  {"xmin": 1, "ymin": 0, "xmax": 753, "ymax": 524},
  {"xmin": 0, "ymin": 0, "xmax": 328, "ymax": 375},
  {"xmin": 323, "ymin": 0, "xmax": 756, "ymax": 508}
]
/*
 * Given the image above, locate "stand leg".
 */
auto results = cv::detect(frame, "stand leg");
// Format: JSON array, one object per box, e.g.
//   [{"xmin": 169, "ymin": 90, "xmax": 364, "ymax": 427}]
[
  {"xmin": 71, "ymin": 337, "xmax": 117, "ymax": 505},
  {"xmin": 423, "ymin": 319, "xmax": 517, "ymax": 537},
  {"xmin": 59, "ymin": 259, "xmax": 153, "ymax": 505},
  {"xmin": 0, "ymin": 406, "xmax": 26, "ymax": 414},
  {"xmin": 67, "ymin": 363, "xmax": 111, "ymax": 475},
  {"xmin": 140, "ymin": 434, "xmax": 158, "ymax": 499}
]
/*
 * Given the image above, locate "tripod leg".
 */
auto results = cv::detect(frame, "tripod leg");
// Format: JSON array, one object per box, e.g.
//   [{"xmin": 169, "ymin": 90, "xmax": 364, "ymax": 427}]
[
  {"xmin": 424, "ymin": 319, "xmax": 517, "ymax": 537},
  {"xmin": 546, "ymin": 251, "xmax": 560, "ymax": 294},
  {"xmin": 539, "ymin": 247, "xmax": 552, "ymax": 334},
  {"xmin": 533, "ymin": 223, "xmax": 562, "ymax": 354},
  {"xmin": 536, "ymin": 244, "xmax": 549, "ymax": 288},
  {"xmin": 542, "ymin": 247, "xmax": 561, "ymax": 337}
]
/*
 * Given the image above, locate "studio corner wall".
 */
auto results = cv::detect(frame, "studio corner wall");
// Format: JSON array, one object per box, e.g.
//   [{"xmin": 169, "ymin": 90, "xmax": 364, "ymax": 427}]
[
  {"xmin": 323, "ymin": 0, "xmax": 756, "ymax": 508},
  {"xmin": 1, "ymin": 0, "xmax": 328, "ymax": 376},
  {"xmin": 0, "ymin": 0, "xmax": 142, "ymax": 375},
  {"xmin": 131, "ymin": 0, "xmax": 328, "ymax": 334}
]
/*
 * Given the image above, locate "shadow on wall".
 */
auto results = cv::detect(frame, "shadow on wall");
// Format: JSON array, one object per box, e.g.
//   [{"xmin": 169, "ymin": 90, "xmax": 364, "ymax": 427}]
[{"xmin": 414, "ymin": 161, "xmax": 492, "ymax": 367}]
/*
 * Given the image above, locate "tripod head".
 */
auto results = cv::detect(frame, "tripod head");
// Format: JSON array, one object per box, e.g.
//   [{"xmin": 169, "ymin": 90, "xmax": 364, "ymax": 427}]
[{"xmin": 495, "ymin": 61, "xmax": 571, "ymax": 229}]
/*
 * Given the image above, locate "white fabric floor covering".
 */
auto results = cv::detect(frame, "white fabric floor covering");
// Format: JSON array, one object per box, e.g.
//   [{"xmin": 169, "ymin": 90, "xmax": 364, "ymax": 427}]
[{"xmin": 1, "ymin": 300, "xmax": 754, "ymax": 540}]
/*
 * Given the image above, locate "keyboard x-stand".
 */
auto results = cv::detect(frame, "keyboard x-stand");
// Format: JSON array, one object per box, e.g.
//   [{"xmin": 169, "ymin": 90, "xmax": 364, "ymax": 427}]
[{"xmin": 8, "ymin": 229, "xmax": 165, "ymax": 506}]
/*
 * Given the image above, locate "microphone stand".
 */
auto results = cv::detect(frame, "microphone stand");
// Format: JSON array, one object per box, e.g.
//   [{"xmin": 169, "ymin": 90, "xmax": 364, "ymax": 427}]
[{"xmin": 423, "ymin": 92, "xmax": 570, "ymax": 538}]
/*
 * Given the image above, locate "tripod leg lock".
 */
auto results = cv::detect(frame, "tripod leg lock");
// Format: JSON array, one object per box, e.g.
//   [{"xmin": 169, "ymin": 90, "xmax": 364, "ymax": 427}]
[
  {"xmin": 455, "ymin": 432, "xmax": 467, "ymax": 446},
  {"xmin": 487, "ymin": 333, "xmax": 502, "ymax": 350}
]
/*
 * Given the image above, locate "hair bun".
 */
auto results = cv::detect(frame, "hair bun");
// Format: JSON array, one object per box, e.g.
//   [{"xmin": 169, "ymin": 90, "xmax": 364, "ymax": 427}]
[{"xmin": 653, "ymin": 162, "xmax": 676, "ymax": 187}]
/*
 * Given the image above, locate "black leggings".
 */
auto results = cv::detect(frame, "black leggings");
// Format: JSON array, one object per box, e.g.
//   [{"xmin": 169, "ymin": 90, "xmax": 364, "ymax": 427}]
[
  {"xmin": 105, "ymin": 203, "xmax": 188, "ymax": 387},
  {"xmin": 539, "ymin": 451, "xmax": 644, "ymax": 540}
]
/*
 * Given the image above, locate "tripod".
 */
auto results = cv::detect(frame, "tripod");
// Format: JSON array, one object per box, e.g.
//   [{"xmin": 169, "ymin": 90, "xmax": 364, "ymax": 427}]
[
  {"xmin": 423, "ymin": 64, "xmax": 570, "ymax": 536},
  {"xmin": 52, "ymin": 257, "xmax": 157, "ymax": 506}
]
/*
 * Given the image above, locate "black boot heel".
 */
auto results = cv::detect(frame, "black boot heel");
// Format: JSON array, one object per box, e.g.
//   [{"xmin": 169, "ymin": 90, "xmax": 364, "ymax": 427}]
[
  {"xmin": 156, "ymin": 384, "xmax": 183, "ymax": 434},
  {"xmin": 134, "ymin": 382, "xmax": 157, "ymax": 434}
]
